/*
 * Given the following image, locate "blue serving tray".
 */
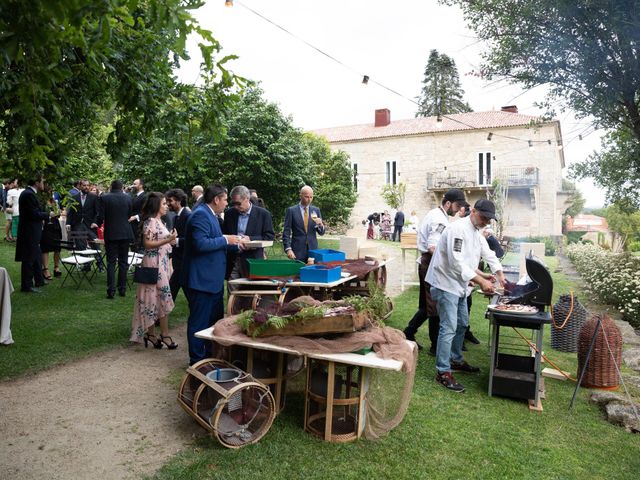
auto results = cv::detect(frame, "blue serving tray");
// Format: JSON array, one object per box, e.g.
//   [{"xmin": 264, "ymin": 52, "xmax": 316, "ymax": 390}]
[
  {"xmin": 299, "ymin": 265, "xmax": 342, "ymax": 283},
  {"xmin": 308, "ymin": 249, "xmax": 346, "ymax": 263}
]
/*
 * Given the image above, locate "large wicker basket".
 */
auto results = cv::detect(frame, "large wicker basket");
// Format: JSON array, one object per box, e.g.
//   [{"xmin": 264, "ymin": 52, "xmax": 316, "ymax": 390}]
[
  {"xmin": 577, "ymin": 314, "xmax": 622, "ymax": 389},
  {"xmin": 551, "ymin": 294, "xmax": 588, "ymax": 352}
]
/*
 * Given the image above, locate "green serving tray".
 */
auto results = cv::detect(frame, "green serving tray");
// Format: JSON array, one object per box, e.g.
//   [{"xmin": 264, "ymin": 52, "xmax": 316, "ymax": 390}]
[{"xmin": 247, "ymin": 259, "xmax": 306, "ymax": 278}]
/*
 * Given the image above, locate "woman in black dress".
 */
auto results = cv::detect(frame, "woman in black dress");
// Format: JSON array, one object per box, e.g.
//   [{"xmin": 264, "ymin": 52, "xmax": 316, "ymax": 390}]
[{"xmin": 40, "ymin": 191, "xmax": 62, "ymax": 279}]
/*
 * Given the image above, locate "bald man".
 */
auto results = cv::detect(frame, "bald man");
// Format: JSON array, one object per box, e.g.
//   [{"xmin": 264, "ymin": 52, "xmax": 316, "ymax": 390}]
[{"xmin": 282, "ymin": 185, "xmax": 325, "ymax": 262}]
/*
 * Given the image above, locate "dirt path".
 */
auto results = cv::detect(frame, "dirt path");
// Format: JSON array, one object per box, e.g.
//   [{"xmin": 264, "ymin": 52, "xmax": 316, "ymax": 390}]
[{"xmin": 0, "ymin": 243, "xmax": 410, "ymax": 479}]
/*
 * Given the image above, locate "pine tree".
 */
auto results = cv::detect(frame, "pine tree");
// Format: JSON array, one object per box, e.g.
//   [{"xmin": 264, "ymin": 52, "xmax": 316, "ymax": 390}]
[{"xmin": 415, "ymin": 50, "xmax": 472, "ymax": 117}]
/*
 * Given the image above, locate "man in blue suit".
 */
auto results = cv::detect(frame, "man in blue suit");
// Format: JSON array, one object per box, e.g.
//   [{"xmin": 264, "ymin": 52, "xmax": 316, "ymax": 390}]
[
  {"xmin": 282, "ymin": 185, "xmax": 325, "ymax": 262},
  {"xmin": 181, "ymin": 184, "xmax": 245, "ymax": 365}
]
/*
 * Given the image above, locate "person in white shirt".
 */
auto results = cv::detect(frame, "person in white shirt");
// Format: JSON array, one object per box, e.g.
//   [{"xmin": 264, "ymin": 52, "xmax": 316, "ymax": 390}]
[
  {"xmin": 403, "ymin": 189, "xmax": 466, "ymax": 354},
  {"xmin": 6, "ymin": 181, "xmax": 24, "ymax": 240},
  {"xmin": 426, "ymin": 199, "xmax": 506, "ymax": 392}
]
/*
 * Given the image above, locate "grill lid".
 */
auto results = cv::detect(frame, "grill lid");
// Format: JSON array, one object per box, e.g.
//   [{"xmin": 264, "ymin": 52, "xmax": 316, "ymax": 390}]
[{"xmin": 504, "ymin": 252, "xmax": 553, "ymax": 309}]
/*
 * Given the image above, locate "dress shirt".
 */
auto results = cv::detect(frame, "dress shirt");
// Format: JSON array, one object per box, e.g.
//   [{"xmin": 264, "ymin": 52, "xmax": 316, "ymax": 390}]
[
  {"xmin": 417, "ymin": 206, "xmax": 450, "ymax": 254},
  {"xmin": 237, "ymin": 204, "xmax": 252, "ymax": 236},
  {"xmin": 426, "ymin": 216, "xmax": 503, "ymax": 297},
  {"xmin": 207, "ymin": 204, "xmax": 228, "ymax": 244}
]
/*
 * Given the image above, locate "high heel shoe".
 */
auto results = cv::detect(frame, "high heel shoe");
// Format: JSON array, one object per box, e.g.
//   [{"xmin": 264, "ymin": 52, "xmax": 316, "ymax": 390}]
[
  {"xmin": 53, "ymin": 269, "xmax": 62, "ymax": 277},
  {"xmin": 143, "ymin": 333, "xmax": 162, "ymax": 349},
  {"xmin": 159, "ymin": 334, "xmax": 178, "ymax": 350},
  {"xmin": 42, "ymin": 268, "xmax": 53, "ymax": 281}
]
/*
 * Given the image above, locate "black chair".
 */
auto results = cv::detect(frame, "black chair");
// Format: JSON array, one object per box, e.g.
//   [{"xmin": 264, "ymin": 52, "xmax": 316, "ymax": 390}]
[
  {"xmin": 56, "ymin": 240, "xmax": 96, "ymax": 288},
  {"xmin": 67, "ymin": 230, "xmax": 105, "ymax": 272}
]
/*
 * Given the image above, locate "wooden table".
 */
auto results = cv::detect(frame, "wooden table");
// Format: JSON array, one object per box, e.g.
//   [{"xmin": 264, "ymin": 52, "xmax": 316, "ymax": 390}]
[
  {"xmin": 195, "ymin": 326, "xmax": 409, "ymax": 442},
  {"xmin": 226, "ymin": 259, "xmax": 392, "ymax": 314}
]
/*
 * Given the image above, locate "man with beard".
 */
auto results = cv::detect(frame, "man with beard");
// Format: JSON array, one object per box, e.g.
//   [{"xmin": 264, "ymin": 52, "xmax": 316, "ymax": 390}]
[{"xmin": 402, "ymin": 189, "xmax": 466, "ymax": 355}]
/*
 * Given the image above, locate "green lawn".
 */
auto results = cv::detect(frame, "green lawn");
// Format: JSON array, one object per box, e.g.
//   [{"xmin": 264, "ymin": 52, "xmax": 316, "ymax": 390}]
[
  {"xmin": 2, "ymin": 228, "xmax": 639, "ymax": 479},
  {"xmin": 153, "ymin": 255, "xmax": 640, "ymax": 480}
]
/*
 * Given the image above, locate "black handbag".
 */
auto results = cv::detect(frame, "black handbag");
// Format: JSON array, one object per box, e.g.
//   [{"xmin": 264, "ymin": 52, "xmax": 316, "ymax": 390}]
[{"xmin": 133, "ymin": 266, "xmax": 159, "ymax": 284}]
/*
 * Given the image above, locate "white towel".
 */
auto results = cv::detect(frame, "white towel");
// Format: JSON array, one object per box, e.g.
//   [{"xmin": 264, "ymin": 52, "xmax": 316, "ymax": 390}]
[{"xmin": 0, "ymin": 267, "xmax": 15, "ymax": 345}]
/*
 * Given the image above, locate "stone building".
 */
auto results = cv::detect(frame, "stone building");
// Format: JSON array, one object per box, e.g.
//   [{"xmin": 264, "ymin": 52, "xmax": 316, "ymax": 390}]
[{"xmin": 313, "ymin": 107, "xmax": 571, "ymax": 239}]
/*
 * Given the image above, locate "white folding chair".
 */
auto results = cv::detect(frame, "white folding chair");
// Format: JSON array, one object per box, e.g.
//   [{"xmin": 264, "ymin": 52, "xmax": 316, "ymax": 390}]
[{"xmin": 56, "ymin": 240, "xmax": 96, "ymax": 288}]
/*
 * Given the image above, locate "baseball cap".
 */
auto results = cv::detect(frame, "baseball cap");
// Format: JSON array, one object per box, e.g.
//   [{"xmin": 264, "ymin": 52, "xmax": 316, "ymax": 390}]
[
  {"xmin": 443, "ymin": 188, "xmax": 465, "ymax": 204},
  {"xmin": 474, "ymin": 199, "xmax": 497, "ymax": 220}
]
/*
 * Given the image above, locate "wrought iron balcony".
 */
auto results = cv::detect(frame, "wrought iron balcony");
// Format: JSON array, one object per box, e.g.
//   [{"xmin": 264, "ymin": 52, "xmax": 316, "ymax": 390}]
[{"xmin": 426, "ymin": 167, "xmax": 539, "ymax": 190}]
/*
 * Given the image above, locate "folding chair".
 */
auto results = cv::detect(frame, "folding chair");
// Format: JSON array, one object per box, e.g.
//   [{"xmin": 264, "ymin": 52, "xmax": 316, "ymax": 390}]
[
  {"xmin": 68, "ymin": 230, "xmax": 105, "ymax": 272},
  {"xmin": 56, "ymin": 240, "xmax": 96, "ymax": 288}
]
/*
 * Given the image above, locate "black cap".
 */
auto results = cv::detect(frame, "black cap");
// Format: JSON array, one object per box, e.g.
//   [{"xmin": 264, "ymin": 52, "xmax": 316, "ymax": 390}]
[
  {"xmin": 474, "ymin": 199, "xmax": 497, "ymax": 220},
  {"xmin": 443, "ymin": 188, "xmax": 465, "ymax": 204}
]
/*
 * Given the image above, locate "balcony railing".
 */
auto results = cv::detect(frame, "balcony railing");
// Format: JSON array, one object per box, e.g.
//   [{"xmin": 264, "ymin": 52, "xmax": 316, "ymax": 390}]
[{"xmin": 426, "ymin": 167, "xmax": 539, "ymax": 189}]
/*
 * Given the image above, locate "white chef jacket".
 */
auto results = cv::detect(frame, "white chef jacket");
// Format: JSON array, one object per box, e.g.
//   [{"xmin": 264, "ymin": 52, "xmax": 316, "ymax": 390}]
[
  {"xmin": 417, "ymin": 206, "xmax": 450, "ymax": 254},
  {"xmin": 426, "ymin": 216, "xmax": 503, "ymax": 297}
]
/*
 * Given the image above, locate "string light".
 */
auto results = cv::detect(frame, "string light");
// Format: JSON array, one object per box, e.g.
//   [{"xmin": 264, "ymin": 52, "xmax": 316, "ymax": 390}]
[{"xmin": 229, "ymin": 0, "xmax": 572, "ymax": 151}]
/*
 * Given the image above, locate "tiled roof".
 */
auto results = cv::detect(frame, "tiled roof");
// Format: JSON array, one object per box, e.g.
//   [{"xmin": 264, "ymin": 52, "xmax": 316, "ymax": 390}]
[{"xmin": 312, "ymin": 110, "xmax": 549, "ymax": 142}]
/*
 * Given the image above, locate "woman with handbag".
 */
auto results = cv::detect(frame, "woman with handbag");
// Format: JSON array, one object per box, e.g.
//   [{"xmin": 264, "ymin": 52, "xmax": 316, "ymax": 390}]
[{"xmin": 130, "ymin": 192, "xmax": 178, "ymax": 349}]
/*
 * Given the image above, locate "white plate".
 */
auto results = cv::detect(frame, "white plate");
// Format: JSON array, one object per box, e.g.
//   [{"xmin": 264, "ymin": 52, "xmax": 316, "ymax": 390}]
[
  {"xmin": 243, "ymin": 240, "xmax": 274, "ymax": 248},
  {"xmin": 487, "ymin": 304, "xmax": 538, "ymax": 315}
]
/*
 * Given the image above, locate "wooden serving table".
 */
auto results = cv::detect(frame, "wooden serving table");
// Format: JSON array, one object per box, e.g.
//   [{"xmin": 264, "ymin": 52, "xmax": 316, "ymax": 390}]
[
  {"xmin": 195, "ymin": 326, "xmax": 408, "ymax": 442},
  {"xmin": 226, "ymin": 258, "xmax": 392, "ymax": 315}
]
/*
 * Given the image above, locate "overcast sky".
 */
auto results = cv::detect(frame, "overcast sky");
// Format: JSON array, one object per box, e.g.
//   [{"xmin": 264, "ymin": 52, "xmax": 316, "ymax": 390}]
[{"xmin": 176, "ymin": 0, "xmax": 605, "ymax": 207}]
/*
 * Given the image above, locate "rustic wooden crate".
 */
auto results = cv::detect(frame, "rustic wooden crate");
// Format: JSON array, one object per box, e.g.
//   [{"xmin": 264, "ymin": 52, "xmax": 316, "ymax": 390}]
[{"xmin": 247, "ymin": 312, "xmax": 368, "ymax": 337}]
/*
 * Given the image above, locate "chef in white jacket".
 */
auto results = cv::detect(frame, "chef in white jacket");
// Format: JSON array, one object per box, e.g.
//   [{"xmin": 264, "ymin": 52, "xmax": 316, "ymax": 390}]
[{"xmin": 426, "ymin": 199, "xmax": 506, "ymax": 393}]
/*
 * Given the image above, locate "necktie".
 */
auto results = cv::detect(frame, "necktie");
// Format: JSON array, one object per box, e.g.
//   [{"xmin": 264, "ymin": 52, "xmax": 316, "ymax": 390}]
[{"xmin": 303, "ymin": 207, "xmax": 308, "ymax": 233}]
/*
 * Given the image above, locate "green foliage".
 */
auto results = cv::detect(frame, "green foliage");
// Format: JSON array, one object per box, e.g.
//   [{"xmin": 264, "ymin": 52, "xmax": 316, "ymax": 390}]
[
  {"xmin": 380, "ymin": 183, "xmax": 407, "ymax": 210},
  {"xmin": 567, "ymin": 243, "xmax": 640, "ymax": 326},
  {"xmin": 515, "ymin": 236, "xmax": 556, "ymax": 256},
  {"xmin": 446, "ymin": 0, "xmax": 640, "ymax": 141},
  {"xmin": 211, "ymin": 87, "xmax": 311, "ymax": 226},
  {"xmin": 629, "ymin": 241, "xmax": 640, "ymax": 252},
  {"xmin": 601, "ymin": 203, "xmax": 640, "ymax": 252},
  {"xmin": 302, "ymin": 133, "xmax": 357, "ymax": 232},
  {"xmin": 415, "ymin": 49, "xmax": 472, "ymax": 117},
  {"xmin": 570, "ymin": 127, "xmax": 640, "ymax": 209},
  {"xmin": 566, "ymin": 231, "xmax": 585, "ymax": 245},
  {"xmin": 0, "ymin": 0, "xmax": 240, "ymax": 183},
  {"xmin": 561, "ymin": 179, "xmax": 585, "ymax": 218}
]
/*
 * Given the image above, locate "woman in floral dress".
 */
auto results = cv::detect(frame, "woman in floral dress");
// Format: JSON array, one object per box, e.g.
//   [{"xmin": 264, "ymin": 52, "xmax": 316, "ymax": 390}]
[
  {"xmin": 130, "ymin": 192, "xmax": 178, "ymax": 348},
  {"xmin": 380, "ymin": 210, "xmax": 392, "ymax": 241}
]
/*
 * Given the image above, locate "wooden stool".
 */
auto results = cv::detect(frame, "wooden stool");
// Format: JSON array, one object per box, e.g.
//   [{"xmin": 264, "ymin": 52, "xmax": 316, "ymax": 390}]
[{"xmin": 304, "ymin": 358, "xmax": 367, "ymax": 442}]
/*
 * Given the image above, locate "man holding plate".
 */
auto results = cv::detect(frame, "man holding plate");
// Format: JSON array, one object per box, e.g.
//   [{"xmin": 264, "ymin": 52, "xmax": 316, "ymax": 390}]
[{"xmin": 426, "ymin": 199, "xmax": 506, "ymax": 393}]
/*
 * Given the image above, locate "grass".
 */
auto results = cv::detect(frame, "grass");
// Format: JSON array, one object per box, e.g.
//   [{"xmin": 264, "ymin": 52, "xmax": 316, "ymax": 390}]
[
  {"xmin": 151, "ymin": 254, "xmax": 640, "ymax": 480},
  {"xmin": 0, "ymin": 232, "xmax": 338, "ymax": 380},
  {"xmin": 2, "ymin": 221, "xmax": 639, "ymax": 478}
]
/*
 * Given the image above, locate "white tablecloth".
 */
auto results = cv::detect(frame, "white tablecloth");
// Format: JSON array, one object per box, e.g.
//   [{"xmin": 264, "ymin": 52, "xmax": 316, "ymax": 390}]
[{"xmin": 0, "ymin": 267, "xmax": 14, "ymax": 345}]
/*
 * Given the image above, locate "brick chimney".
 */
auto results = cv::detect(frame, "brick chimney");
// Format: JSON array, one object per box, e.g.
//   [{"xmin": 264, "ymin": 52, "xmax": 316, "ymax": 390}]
[
  {"xmin": 375, "ymin": 108, "xmax": 391, "ymax": 127},
  {"xmin": 501, "ymin": 105, "xmax": 518, "ymax": 113}
]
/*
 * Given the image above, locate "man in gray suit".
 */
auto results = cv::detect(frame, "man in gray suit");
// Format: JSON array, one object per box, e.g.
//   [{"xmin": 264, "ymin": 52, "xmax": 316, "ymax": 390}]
[{"xmin": 97, "ymin": 180, "xmax": 133, "ymax": 299}]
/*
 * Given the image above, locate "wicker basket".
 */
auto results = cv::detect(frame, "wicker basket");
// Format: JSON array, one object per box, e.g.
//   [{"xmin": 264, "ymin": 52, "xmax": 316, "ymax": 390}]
[
  {"xmin": 577, "ymin": 314, "xmax": 622, "ymax": 389},
  {"xmin": 551, "ymin": 294, "xmax": 588, "ymax": 352}
]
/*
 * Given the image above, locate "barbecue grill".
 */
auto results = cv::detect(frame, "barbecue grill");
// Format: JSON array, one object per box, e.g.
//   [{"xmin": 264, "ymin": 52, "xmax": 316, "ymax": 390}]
[{"xmin": 486, "ymin": 252, "xmax": 553, "ymax": 404}]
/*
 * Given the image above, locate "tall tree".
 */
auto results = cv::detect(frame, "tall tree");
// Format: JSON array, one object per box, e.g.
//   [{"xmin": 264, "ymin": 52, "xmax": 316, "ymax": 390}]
[
  {"xmin": 571, "ymin": 127, "xmax": 640, "ymax": 210},
  {"xmin": 562, "ymin": 179, "xmax": 586, "ymax": 217},
  {"xmin": 302, "ymin": 133, "xmax": 357, "ymax": 232},
  {"xmin": 415, "ymin": 49, "xmax": 472, "ymax": 117},
  {"xmin": 0, "ymin": 0, "xmax": 239, "ymax": 182},
  {"xmin": 446, "ymin": 0, "xmax": 640, "ymax": 140}
]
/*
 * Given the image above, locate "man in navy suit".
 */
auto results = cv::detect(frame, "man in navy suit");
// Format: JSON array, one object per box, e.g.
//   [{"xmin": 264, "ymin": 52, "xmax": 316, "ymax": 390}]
[
  {"xmin": 66, "ymin": 179, "xmax": 99, "ymax": 249},
  {"xmin": 97, "ymin": 180, "xmax": 133, "ymax": 299},
  {"xmin": 165, "ymin": 188, "xmax": 191, "ymax": 301},
  {"xmin": 15, "ymin": 174, "xmax": 51, "ymax": 292},
  {"xmin": 223, "ymin": 185, "xmax": 275, "ymax": 280},
  {"xmin": 181, "ymin": 184, "xmax": 245, "ymax": 365},
  {"xmin": 282, "ymin": 185, "xmax": 325, "ymax": 262}
]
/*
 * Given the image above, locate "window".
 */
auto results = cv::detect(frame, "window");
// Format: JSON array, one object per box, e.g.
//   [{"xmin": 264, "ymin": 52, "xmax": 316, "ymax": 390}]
[
  {"xmin": 385, "ymin": 161, "xmax": 397, "ymax": 185},
  {"xmin": 478, "ymin": 152, "xmax": 492, "ymax": 185},
  {"xmin": 352, "ymin": 162, "xmax": 358, "ymax": 192}
]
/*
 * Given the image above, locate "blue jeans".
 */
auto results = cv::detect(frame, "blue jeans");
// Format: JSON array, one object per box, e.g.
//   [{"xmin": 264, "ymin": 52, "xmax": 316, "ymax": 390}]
[{"xmin": 431, "ymin": 287, "xmax": 469, "ymax": 373}]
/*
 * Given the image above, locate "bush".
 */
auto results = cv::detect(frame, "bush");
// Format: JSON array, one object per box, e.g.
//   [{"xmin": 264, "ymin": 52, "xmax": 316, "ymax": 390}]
[
  {"xmin": 566, "ymin": 243, "xmax": 640, "ymax": 327},
  {"xmin": 514, "ymin": 236, "xmax": 557, "ymax": 256},
  {"xmin": 629, "ymin": 240, "xmax": 640, "ymax": 252}
]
